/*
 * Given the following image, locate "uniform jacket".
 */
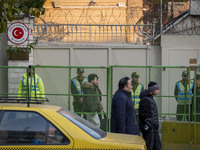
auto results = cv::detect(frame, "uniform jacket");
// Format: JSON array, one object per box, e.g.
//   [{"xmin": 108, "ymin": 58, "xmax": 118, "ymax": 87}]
[
  {"xmin": 131, "ymin": 81, "xmax": 144, "ymax": 110},
  {"xmin": 71, "ymin": 76, "xmax": 88, "ymax": 102},
  {"xmin": 174, "ymin": 80, "xmax": 193, "ymax": 103},
  {"xmin": 139, "ymin": 89, "xmax": 159, "ymax": 133},
  {"xmin": 81, "ymin": 82, "xmax": 98, "ymax": 112},
  {"xmin": 111, "ymin": 89, "xmax": 138, "ymax": 135},
  {"xmin": 17, "ymin": 73, "xmax": 45, "ymax": 99}
]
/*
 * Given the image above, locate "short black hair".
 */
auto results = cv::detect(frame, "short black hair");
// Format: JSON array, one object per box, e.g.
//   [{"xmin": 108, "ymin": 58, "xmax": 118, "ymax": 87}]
[
  {"xmin": 118, "ymin": 77, "xmax": 130, "ymax": 90},
  {"xmin": 88, "ymin": 73, "xmax": 98, "ymax": 82}
]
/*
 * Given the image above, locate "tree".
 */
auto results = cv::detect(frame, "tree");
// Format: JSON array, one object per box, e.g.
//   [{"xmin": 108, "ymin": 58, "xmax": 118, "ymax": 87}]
[{"xmin": 0, "ymin": 0, "xmax": 46, "ymax": 33}]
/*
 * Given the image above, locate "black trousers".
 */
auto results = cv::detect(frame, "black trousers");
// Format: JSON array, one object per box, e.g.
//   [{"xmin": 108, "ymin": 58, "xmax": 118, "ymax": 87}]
[
  {"xmin": 142, "ymin": 131, "xmax": 161, "ymax": 150},
  {"xmin": 176, "ymin": 104, "xmax": 192, "ymax": 121}
]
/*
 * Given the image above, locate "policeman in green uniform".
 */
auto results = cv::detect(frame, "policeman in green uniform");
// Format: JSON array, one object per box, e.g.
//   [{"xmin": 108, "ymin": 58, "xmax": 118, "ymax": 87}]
[
  {"xmin": 174, "ymin": 71, "xmax": 193, "ymax": 121},
  {"xmin": 131, "ymin": 72, "xmax": 144, "ymax": 121},
  {"xmin": 71, "ymin": 68, "xmax": 88, "ymax": 117}
]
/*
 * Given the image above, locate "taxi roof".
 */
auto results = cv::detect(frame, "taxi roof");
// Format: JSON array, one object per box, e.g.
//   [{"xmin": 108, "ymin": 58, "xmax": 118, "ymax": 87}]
[{"xmin": 0, "ymin": 97, "xmax": 62, "ymax": 111}]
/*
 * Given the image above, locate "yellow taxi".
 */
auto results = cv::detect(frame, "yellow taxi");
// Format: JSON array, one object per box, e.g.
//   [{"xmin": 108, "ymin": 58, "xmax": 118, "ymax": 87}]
[{"xmin": 0, "ymin": 98, "xmax": 146, "ymax": 149}]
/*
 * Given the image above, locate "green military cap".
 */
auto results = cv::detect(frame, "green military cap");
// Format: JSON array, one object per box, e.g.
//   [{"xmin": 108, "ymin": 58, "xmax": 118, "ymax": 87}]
[
  {"xmin": 77, "ymin": 68, "xmax": 84, "ymax": 73},
  {"xmin": 182, "ymin": 71, "xmax": 187, "ymax": 77},
  {"xmin": 131, "ymin": 72, "xmax": 140, "ymax": 78}
]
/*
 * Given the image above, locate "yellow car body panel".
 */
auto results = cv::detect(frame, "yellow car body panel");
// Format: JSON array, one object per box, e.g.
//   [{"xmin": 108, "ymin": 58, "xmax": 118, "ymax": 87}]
[{"xmin": 0, "ymin": 103, "xmax": 146, "ymax": 150}]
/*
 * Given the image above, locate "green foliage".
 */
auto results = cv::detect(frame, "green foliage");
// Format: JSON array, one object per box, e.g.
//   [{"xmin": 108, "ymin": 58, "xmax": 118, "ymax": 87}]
[
  {"xmin": 6, "ymin": 43, "xmax": 35, "ymax": 55},
  {"xmin": 0, "ymin": 0, "xmax": 46, "ymax": 33}
]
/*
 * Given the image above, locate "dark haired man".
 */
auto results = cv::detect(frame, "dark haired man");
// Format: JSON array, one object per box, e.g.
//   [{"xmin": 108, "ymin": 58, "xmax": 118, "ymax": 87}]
[
  {"xmin": 82, "ymin": 73, "xmax": 100, "ymax": 127},
  {"xmin": 111, "ymin": 77, "xmax": 138, "ymax": 135},
  {"xmin": 139, "ymin": 81, "xmax": 161, "ymax": 150}
]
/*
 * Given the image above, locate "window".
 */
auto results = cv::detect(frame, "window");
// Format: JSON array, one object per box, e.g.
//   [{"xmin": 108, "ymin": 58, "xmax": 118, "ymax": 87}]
[
  {"xmin": 58, "ymin": 108, "xmax": 106, "ymax": 139},
  {"xmin": 0, "ymin": 111, "xmax": 69, "ymax": 145}
]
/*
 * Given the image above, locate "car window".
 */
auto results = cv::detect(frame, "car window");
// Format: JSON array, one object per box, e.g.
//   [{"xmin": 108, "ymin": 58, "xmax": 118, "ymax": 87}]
[
  {"xmin": 58, "ymin": 108, "xmax": 107, "ymax": 139},
  {"xmin": 0, "ymin": 110, "xmax": 69, "ymax": 145}
]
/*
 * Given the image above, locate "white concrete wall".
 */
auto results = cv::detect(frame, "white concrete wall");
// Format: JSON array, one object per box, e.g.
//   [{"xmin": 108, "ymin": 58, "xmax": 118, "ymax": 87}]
[
  {"xmin": 32, "ymin": 43, "xmax": 161, "ymax": 109},
  {"xmin": 161, "ymin": 34, "xmax": 200, "ymax": 119},
  {"xmin": 34, "ymin": 43, "xmax": 160, "ymax": 66}
]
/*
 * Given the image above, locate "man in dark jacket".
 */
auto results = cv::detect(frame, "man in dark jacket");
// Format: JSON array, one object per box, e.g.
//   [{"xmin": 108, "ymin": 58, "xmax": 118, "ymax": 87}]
[
  {"xmin": 139, "ymin": 81, "xmax": 161, "ymax": 150},
  {"xmin": 82, "ymin": 73, "xmax": 100, "ymax": 127},
  {"xmin": 111, "ymin": 77, "xmax": 138, "ymax": 135}
]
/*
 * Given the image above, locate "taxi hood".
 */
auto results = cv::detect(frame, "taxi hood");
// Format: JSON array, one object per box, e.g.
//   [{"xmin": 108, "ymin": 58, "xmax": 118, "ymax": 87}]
[{"xmin": 100, "ymin": 132, "xmax": 145, "ymax": 145}]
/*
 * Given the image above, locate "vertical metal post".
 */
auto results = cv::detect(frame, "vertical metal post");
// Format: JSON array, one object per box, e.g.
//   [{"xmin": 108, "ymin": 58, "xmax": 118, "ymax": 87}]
[
  {"xmin": 128, "ymin": 25, "xmax": 130, "ymax": 43},
  {"xmin": 85, "ymin": 24, "xmax": 86, "ymax": 42},
  {"xmin": 76, "ymin": 25, "xmax": 78, "ymax": 42},
  {"xmin": 71, "ymin": 25, "xmax": 74, "ymax": 43},
  {"xmin": 89, "ymin": 25, "xmax": 91, "ymax": 43},
  {"xmin": 120, "ymin": 26, "xmax": 122, "ymax": 43},
  {"xmin": 133, "ymin": 25, "xmax": 135, "ymax": 44},
  {"xmin": 184, "ymin": 68, "xmax": 188, "ymax": 121},
  {"xmin": 67, "ymin": 25, "xmax": 69, "ymax": 42},
  {"xmin": 99, "ymin": 26, "xmax": 101, "ymax": 43},
  {"xmin": 68, "ymin": 67, "xmax": 72, "ymax": 110},
  {"xmin": 142, "ymin": 25, "xmax": 144, "ymax": 44},
  {"xmin": 108, "ymin": 66, "xmax": 113, "ymax": 132},
  {"xmin": 111, "ymin": 25, "xmax": 113, "ymax": 43},
  {"xmin": 103, "ymin": 25, "xmax": 104, "ymax": 43},
  {"xmin": 80, "ymin": 26, "xmax": 82, "ymax": 43},
  {"xmin": 95, "ymin": 25, "xmax": 96, "ymax": 43},
  {"xmin": 149, "ymin": 66, "xmax": 151, "ymax": 82},
  {"xmin": 134, "ymin": 25, "xmax": 135, "ymax": 43},
  {"xmin": 27, "ymin": 67, "xmax": 30, "ymax": 107},
  {"xmin": 160, "ymin": 0, "xmax": 163, "ymax": 34},
  {"xmin": 194, "ymin": 67, "xmax": 197, "ymax": 150},
  {"xmin": 187, "ymin": 68, "xmax": 191, "ymax": 150},
  {"xmin": 106, "ymin": 67, "xmax": 109, "ymax": 132},
  {"xmin": 107, "ymin": 25, "xmax": 109, "ymax": 43},
  {"xmin": 33, "ymin": 66, "xmax": 36, "ymax": 99}
]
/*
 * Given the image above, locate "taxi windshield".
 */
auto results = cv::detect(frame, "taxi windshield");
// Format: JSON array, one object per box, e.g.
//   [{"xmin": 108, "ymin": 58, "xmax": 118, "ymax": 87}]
[{"xmin": 58, "ymin": 108, "xmax": 107, "ymax": 139}]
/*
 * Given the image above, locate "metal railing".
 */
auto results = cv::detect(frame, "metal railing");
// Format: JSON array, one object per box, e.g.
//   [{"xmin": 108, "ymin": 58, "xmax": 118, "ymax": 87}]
[
  {"xmin": 33, "ymin": 24, "xmax": 154, "ymax": 44},
  {"xmin": 1, "ymin": 65, "xmax": 200, "ymax": 149}
]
